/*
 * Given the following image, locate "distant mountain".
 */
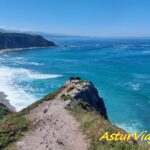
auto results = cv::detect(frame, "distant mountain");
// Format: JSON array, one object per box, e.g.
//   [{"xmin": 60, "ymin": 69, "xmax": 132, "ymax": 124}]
[
  {"xmin": 0, "ymin": 28, "xmax": 7, "ymax": 33},
  {"xmin": 0, "ymin": 28, "xmax": 90, "ymax": 39},
  {"xmin": 0, "ymin": 32, "xmax": 57, "ymax": 50}
]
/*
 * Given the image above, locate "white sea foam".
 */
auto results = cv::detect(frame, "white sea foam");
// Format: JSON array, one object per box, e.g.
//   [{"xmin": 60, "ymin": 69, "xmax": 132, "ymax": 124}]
[
  {"xmin": 116, "ymin": 121, "xmax": 142, "ymax": 133},
  {"xmin": 70, "ymin": 45, "xmax": 77, "ymax": 48},
  {"xmin": 141, "ymin": 44, "xmax": 149, "ymax": 47},
  {"xmin": 0, "ymin": 66, "xmax": 62, "ymax": 110},
  {"xmin": 0, "ymin": 66, "xmax": 62, "ymax": 80},
  {"xmin": 13, "ymin": 61, "xmax": 44, "ymax": 66},
  {"xmin": 29, "ymin": 62, "xmax": 44, "ymax": 66},
  {"xmin": 28, "ymin": 73, "xmax": 62, "ymax": 79},
  {"xmin": 114, "ymin": 44, "xmax": 130, "ymax": 49},
  {"xmin": 119, "ymin": 44, "xmax": 129, "ymax": 49},
  {"xmin": 8, "ymin": 56, "xmax": 44, "ymax": 66},
  {"xmin": 0, "ymin": 46, "xmax": 48, "ymax": 52},
  {"xmin": 143, "ymin": 51, "xmax": 150, "ymax": 54},
  {"xmin": 127, "ymin": 82, "xmax": 140, "ymax": 91},
  {"xmin": 136, "ymin": 103, "xmax": 143, "ymax": 108},
  {"xmin": 131, "ymin": 83, "xmax": 140, "ymax": 91},
  {"xmin": 134, "ymin": 73, "xmax": 148, "ymax": 79}
]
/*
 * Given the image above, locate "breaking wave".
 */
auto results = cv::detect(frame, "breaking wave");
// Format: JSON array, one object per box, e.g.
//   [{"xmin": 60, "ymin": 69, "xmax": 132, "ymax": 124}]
[{"xmin": 0, "ymin": 65, "xmax": 62, "ymax": 110}]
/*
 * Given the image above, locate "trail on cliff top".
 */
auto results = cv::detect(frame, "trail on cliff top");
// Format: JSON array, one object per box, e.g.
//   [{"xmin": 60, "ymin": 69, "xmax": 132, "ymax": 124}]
[{"xmin": 17, "ymin": 98, "xmax": 88, "ymax": 150}]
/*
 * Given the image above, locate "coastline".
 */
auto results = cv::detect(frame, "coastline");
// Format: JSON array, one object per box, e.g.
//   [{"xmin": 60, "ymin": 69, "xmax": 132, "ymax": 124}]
[
  {"xmin": 0, "ymin": 46, "xmax": 57, "ymax": 110},
  {"xmin": 0, "ymin": 46, "xmax": 57, "ymax": 53},
  {"xmin": 0, "ymin": 91, "xmax": 16, "ymax": 112}
]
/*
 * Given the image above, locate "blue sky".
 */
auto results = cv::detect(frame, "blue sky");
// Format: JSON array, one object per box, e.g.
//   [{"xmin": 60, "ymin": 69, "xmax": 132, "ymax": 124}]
[{"xmin": 0, "ymin": 0, "xmax": 150, "ymax": 37}]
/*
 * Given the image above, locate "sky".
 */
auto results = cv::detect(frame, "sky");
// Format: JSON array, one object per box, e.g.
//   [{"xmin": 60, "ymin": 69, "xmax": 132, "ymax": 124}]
[{"xmin": 0, "ymin": 0, "xmax": 150, "ymax": 37}]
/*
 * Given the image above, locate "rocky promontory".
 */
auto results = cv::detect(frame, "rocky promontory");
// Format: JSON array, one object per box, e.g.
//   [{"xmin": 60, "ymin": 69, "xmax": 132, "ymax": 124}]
[
  {"xmin": 0, "ymin": 79, "xmax": 145, "ymax": 150},
  {"xmin": 61, "ymin": 80, "xmax": 108, "ymax": 119},
  {"xmin": 0, "ymin": 32, "xmax": 56, "ymax": 50},
  {"xmin": 0, "ymin": 92, "xmax": 15, "ymax": 119}
]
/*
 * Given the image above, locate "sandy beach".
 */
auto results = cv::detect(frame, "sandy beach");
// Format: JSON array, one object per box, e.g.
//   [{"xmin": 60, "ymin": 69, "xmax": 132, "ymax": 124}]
[{"xmin": 0, "ymin": 46, "xmax": 54, "ymax": 53}]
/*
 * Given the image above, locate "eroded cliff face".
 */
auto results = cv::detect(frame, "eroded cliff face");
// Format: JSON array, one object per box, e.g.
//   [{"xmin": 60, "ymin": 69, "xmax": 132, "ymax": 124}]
[
  {"xmin": 0, "ymin": 103, "xmax": 11, "ymax": 119},
  {"xmin": 0, "ymin": 92, "xmax": 14, "ymax": 119},
  {"xmin": 0, "ymin": 92, "xmax": 15, "ymax": 111},
  {"xmin": 61, "ymin": 80, "xmax": 108, "ymax": 119}
]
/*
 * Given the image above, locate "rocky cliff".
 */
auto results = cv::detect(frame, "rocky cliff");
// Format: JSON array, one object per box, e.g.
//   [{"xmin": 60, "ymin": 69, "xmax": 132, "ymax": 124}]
[
  {"xmin": 0, "ymin": 32, "xmax": 56, "ymax": 50},
  {"xmin": 0, "ymin": 103, "xmax": 11, "ymax": 119},
  {"xmin": 61, "ymin": 80, "xmax": 108, "ymax": 119},
  {"xmin": 0, "ymin": 92, "xmax": 15, "ymax": 111},
  {"xmin": 0, "ymin": 92, "xmax": 15, "ymax": 119}
]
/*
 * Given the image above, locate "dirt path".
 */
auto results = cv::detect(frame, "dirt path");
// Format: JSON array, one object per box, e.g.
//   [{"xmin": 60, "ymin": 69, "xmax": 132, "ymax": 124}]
[{"xmin": 17, "ymin": 98, "xmax": 88, "ymax": 150}]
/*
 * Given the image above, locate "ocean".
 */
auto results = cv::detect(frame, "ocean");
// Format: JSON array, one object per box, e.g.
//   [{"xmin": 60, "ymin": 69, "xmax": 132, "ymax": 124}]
[{"xmin": 0, "ymin": 37, "xmax": 150, "ymax": 133}]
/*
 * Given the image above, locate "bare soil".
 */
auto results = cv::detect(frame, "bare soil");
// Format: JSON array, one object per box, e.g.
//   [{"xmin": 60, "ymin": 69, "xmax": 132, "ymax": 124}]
[{"xmin": 17, "ymin": 96, "xmax": 88, "ymax": 150}]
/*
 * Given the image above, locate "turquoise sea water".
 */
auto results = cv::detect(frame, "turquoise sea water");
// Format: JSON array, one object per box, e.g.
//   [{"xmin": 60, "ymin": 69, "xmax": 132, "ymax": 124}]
[{"xmin": 0, "ymin": 37, "xmax": 150, "ymax": 133}]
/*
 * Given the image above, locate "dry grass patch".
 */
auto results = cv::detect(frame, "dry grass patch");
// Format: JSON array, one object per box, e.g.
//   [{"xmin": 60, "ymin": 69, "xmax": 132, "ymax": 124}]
[{"xmin": 66, "ymin": 100, "xmax": 148, "ymax": 150}]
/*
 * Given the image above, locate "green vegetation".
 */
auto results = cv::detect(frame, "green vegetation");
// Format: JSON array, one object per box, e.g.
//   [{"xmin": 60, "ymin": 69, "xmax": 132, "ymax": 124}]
[
  {"xmin": 0, "ymin": 32, "xmax": 56, "ymax": 50},
  {"xmin": 67, "ymin": 86, "xmax": 74, "ymax": 93},
  {"xmin": 0, "ymin": 104, "xmax": 11, "ymax": 119},
  {"xmin": 0, "ymin": 83, "xmax": 148, "ymax": 150},
  {"xmin": 67, "ymin": 100, "xmax": 148, "ymax": 150},
  {"xmin": 42, "ymin": 85, "xmax": 66, "ymax": 101},
  {"xmin": 61, "ymin": 94, "xmax": 71, "ymax": 101},
  {"xmin": 0, "ymin": 85, "xmax": 66, "ymax": 149},
  {"xmin": 0, "ymin": 112, "xmax": 31, "ymax": 150},
  {"xmin": 22, "ymin": 85, "xmax": 66, "ymax": 114}
]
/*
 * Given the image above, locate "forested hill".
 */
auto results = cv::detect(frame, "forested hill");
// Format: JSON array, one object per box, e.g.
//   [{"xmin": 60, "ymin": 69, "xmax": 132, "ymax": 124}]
[{"xmin": 0, "ymin": 32, "xmax": 56, "ymax": 50}]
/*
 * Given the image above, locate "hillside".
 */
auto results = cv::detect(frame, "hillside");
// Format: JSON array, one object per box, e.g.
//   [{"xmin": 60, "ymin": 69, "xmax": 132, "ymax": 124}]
[
  {"xmin": 0, "ymin": 103, "xmax": 11, "ymax": 119},
  {"xmin": 0, "ymin": 92, "xmax": 15, "ymax": 119},
  {"xmin": 0, "ymin": 80, "xmax": 148, "ymax": 150},
  {"xmin": 0, "ymin": 32, "xmax": 56, "ymax": 50}
]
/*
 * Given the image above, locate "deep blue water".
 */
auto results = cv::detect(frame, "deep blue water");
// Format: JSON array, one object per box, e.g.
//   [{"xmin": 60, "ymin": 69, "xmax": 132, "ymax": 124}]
[{"xmin": 0, "ymin": 37, "xmax": 150, "ymax": 133}]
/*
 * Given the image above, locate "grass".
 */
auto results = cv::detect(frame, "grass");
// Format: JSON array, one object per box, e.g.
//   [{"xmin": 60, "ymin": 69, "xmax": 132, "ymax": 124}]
[
  {"xmin": 67, "ymin": 86, "xmax": 74, "ymax": 93},
  {"xmin": 60, "ymin": 94, "xmax": 71, "ymax": 101},
  {"xmin": 0, "ymin": 85, "xmax": 66, "ymax": 149},
  {"xmin": 22, "ymin": 85, "xmax": 66, "ymax": 114},
  {"xmin": 0, "ymin": 82, "xmax": 148, "ymax": 150},
  {"xmin": 0, "ymin": 112, "xmax": 31, "ymax": 150},
  {"xmin": 66, "ymin": 100, "xmax": 148, "ymax": 150}
]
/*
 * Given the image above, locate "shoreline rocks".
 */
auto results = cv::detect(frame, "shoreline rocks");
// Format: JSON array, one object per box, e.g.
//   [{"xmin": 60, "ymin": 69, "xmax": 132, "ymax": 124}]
[{"xmin": 0, "ymin": 91, "xmax": 16, "ymax": 112}]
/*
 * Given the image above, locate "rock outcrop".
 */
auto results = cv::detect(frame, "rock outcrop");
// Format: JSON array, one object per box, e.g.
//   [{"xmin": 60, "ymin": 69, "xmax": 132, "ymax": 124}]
[
  {"xmin": 0, "ymin": 92, "xmax": 15, "ymax": 111},
  {"xmin": 0, "ymin": 32, "xmax": 56, "ymax": 50},
  {"xmin": 0, "ymin": 92, "xmax": 14, "ymax": 119},
  {"xmin": 61, "ymin": 80, "xmax": 108, "ymax": 119},
  {"xmin": 0, "ymin": 103, "xmax": 11, "ymax": 119}
]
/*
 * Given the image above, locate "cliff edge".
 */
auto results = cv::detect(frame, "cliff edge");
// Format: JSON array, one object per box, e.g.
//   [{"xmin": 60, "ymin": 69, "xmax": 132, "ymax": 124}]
[
  {"xmin": 0, "ymin": 80, "xmax": 147, "ymax": 150},
  {"xmin": 61, "ymin": 80, "xmax": 107, "ymax": 119}
]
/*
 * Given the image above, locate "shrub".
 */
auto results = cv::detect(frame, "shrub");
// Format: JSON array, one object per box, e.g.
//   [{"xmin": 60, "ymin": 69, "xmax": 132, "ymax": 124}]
[
  {"xmin": 67, "ymin": 86, "xmax": 74, "ymax": 93},
  {"xmin": 0, "ymin": 112, "xmax": 31, "ymax": 149},
  {"xmin": 67, "ymin": 100, "xmax": 148, "ymax": 150},
  {"xmin": 61, "ymin": 94, "xmax": 71, "ymax": 101}
]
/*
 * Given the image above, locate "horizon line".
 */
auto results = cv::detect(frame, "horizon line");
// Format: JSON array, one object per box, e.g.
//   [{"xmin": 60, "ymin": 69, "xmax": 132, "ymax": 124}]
[{"xmin": 1, "ymin": 27, "xmax": 150, "ymax": 39}]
